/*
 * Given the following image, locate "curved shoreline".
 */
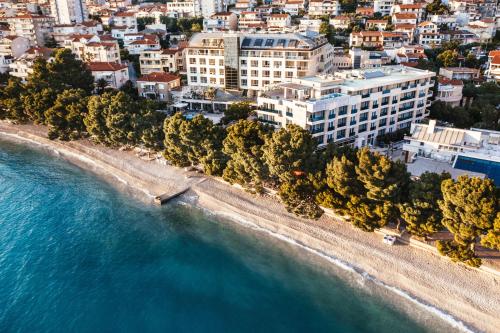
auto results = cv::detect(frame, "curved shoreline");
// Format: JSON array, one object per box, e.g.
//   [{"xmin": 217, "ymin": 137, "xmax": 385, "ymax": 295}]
[{"xmin": 1, "ymin": 122, "xmax": 499, "ymax": 333}]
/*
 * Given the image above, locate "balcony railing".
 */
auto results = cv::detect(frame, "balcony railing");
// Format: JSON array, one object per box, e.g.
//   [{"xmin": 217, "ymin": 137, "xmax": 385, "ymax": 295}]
[
  {"xmin": 259, "ymin": 118, "xmax": 279, "ymax": 125},
  {"xmin": 309, "ymin": 115, "xmax": 325, "ymax": 122},
  {"xmin": 260, "ymin": 108, "xmax": 281, "ymax": 115},
  {"xmin": 328, "ymin": 113, "xmax": 336, "ymax": 119},
  {"xmin": 383, "ymin": 89, "xmax": 390, "ymax": 94},
  {"xmin": 310, "ymin": 127, "xmax": 324, "ymax": 134}
]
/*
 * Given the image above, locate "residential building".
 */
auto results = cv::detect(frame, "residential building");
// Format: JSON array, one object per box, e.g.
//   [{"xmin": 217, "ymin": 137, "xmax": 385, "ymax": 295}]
[
  {"xmin": 403, "ymin": 121, "xmax": 500, "ymax": 183},
  {"xmin": 9, "ymin": 46, "xmax": 53, "ymax": 82},
  {"xmin": 139, "ymin": 45, "xmax": 186, "ymax": 74},
  {"xmin": 87, "ymin": 61, "xmax": 129, "ymax": 89},
  {"xmin": 256, "ymin": 65, "xmax": 435, "ymax": 147},
  {"xmin": 465, "ymin": 18, "xmax": 496, "ymax": 42},
  {"xmin": 186, "ymin": 31, "xmax": 335, "ymax": 95},
  {"xmin": 374, "ymin": 0, "xmax": 394, "ymax": 16},
  {"xmin": 0, "ymin": 35, "xmax": 30, "ymax": 58},
  {"xmin": 439, "ymin": 67, "xmax": 480, "ymax": 81},
  {"xmin": 238, "ymin": 11, "xmax": 266, "ymax": 30},
  {"xmin": 417, "ymin": 21, "xmax": 441, "ymax": 47},
  {"xmin": 112, "ymin": 11, "xmax": 137, "ymax": 31},
  {"xmin": 299, "ymin": 19, "xmax": 323, "ymax": 32},
  {"xmin": 49, "ymin": 0, "xmax": 87, "ymax": 24},
  {"xmin": 203, "ymin": 12, "xmax": 238, "ymax": 32},
  {"xmin": 391, "ymin": 3, "xmax": 425, "ymax": 22},
  {"xmin": 64, "ymin": 34, "xmax": 121, "ymax": 63},
  {"xmin": 436, "ymin": 77, "xmax": 463, "ymax": 107},
  {"xmin": 282, "ymin": 0, "xmax": 303, "ymax": 15},
  {"xmin": 392, "ymin": 12, "xmax": 417, "ymax": 26},
  {"xmin": 7, "ymin": 13, "xmax": 54, "ymax": 46},
  {"xmin": 349, "ymin": 31, "xmax": 406, "ymax": 49},
  {"xmin": 329, "ymin": 16, "xmax": 351, "ymax": 29},
  {"xmin": 199, "ymin": 0, "xmax": 226, "ymax": 18},
  {"xmin": 486, "ymin": 50, "xmax": 500, "ymax": 82},
  {"xmin": 267, "ymin": 14, "xmax": 291, "ymax": 30},
  {"xmin": 166, "ymin": 0, "xmax": 199, "ymax": 18},
  {"xmin": 52, "ymin": 21, "xmax": 103, "ymax": 45},
  {"xmin": 350, "ymin": 48, "xmax": 391, "ymax": 69},
  {"xmin": 123, "ymin": 33, "xmax": 160, "ymax": 55},
  {"xmin": 137, "ymin": 72, "xmax": 181, "ymax": 101},
  {"xmin": 308, "ymin": 0, "xmax": 340, "ymax": 17},
  {"xmin": 365, "ymin": 19, "xmax": 388, "ymax": 31}
]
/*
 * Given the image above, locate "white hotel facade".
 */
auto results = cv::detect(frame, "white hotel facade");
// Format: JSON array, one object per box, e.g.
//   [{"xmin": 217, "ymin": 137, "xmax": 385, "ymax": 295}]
[
  {"xmin": 257, "ymin": 66, "xmax": 435, "ymax": 147},
  {"xmin": 185, "ymin": 31, "xmax": 335, "ymax": 96}
]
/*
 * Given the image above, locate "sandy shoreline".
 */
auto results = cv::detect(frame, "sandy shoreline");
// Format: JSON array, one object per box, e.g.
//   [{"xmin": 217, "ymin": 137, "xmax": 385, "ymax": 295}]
[{"xmin": 1, "ymin": 121, "xmax": 499, "ymax": 333}]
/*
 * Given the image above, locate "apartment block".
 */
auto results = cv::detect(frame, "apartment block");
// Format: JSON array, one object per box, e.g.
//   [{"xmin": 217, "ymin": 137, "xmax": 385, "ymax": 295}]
[
  {"xmin": 308, "ymin": 0, "xmax": 340, "ymax": 17},
  {"xmin": 256, "ymin": 66, "xmax": 435, "ymax": 147},
  {"xmin": 139, "ymin": 46, "xmax": 186, "ymax": 74},
  {"xmin": 186, "ymin": 31, "xmax": 335, "ymax": 96},
  {"xmin": 64, "ymin": 34, "xmax": 121, "ymax": 63},
  {"xmin": 7, "ymin": 13, "xmax": 54, "ymax": 46},
  {"xmin": 49, "ymin": 0, "xmax": 87, "ymax": 24}
]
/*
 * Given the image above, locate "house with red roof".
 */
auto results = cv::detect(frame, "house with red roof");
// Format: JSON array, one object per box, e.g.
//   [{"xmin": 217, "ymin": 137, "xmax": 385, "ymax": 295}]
[
  {"xmin": 137, "ymin": 72, "xmax": 181, "ymax": 102},
  {"xmin": 88, "ymin": 62, "xmax": 130, "ymax": 89}
]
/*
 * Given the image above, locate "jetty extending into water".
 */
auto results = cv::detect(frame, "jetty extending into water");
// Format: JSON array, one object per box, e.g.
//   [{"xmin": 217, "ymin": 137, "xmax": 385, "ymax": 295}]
[{"xmin": 154, "ymin": 188, "xmax": 190, "ymax": 205}]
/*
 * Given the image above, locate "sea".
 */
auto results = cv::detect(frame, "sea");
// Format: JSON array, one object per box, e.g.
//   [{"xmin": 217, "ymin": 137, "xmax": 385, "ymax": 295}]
[{"xmin": 0, "ymin": 139, "xmax": 471, "ymax": 333}]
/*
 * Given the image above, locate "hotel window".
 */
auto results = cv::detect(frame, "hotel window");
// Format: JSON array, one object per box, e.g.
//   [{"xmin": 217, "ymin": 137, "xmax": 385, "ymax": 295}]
[
  {"xmin": 263, "ymin": 70, "xmax": 270, "ymax": 77},
  {"xmin": 251, "ymin": 80, "xmax": 258, "ymax": 86},
  {"xmin": 241, "ymin": 59, "xmax": 247, "ymax": 65},
  {"xmin": 285, "ymin": 71, "xmax": 293, "ymax": 78},
  {"xmin": 273, "ymin": 71, "xmax": 281, "ymax": 78},
  {"xmin": 336, "ymin": 129, "xmax": 346, "ymax": 139},
  {"xmin": 201, "ymin": 77, "xmax": 207, "ymax": 83},
  {"xmin": 251, "ymin": 60, "xmax": 258, "ymax": 67},
  {"xmin": 209, "ymin": 59, "xmax": 215, "ymax": 66},
  {"xmin": 241, "ymin": 69, "xmax": 247, "ymax": 76},
  {"xmin": 189, "ymin": 58, "xmax": 196, "ymax": 64},
  {"xmin": 190, "ymin": 76, "xmax": 197, "ymax": 82},
  {"xmin": 190, "ymin": 68, "xmax": 197, "ymax": 73},
  {"xmin": 219, "ymin": 59, "xmax": 224, "ymax": 66},
  {"xmin": 251, "ymin": 70, "xmax": 258, "ymax": 76},
  {"xmin": 199, "ymin": 58, "xmax": 206, "ymax": 65},
  {"xmin": 274, "ymin": 61, "xmax": 281, "ymax": 67},
  {"xmin": 241, "ymin": 79, "xmax": 247, "ymax": 86}
]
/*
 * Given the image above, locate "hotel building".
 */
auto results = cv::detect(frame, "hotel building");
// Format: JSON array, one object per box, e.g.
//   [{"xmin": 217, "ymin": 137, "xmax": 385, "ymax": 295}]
[
  {"xmin": 256, "ymin": 66, "xmax": 435, "ymax": 147},
  {"xmin": 186, "ymin": 31, "xmax": 334, "ymax": 96}
]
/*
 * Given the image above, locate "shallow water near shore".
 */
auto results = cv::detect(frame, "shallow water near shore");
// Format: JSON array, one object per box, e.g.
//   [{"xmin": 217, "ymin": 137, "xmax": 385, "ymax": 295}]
[{"xmin": 0, "ymin": 140, "xmax": 464, "ymax": 332}]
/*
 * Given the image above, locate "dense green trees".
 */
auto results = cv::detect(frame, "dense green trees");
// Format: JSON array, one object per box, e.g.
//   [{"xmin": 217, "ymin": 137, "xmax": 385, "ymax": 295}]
[
  {"xmin": 437, "ymin": 176, "xmax": 498, "ymax": 266},
  {"xmin": 221, "ymin": 102, "xmax": 252, "ymax": 125},
  {"xmin": 85, "ymin": 92, "xmax": 165, "ymax": 149},
  {"xmin": 46, "ymin": 89, "xmax": 88, "ymax": 140},
  {"xmin": 163, "ymin": 113, "xmax": 226, "ymax": 175},
  {"xmin": 0, "ymin": 78, "xmax": 25, "ymax": 121},
  {"xmin": 400, "ymin": 172, "xmax": 451, "ymax": 238},
  {"xmin": 263, "ymin": 125, "xmax": 316, "ymax": 183},
  {"xmin": 222, "ymin": 120, "xmax": 271, "ymax": 193}
]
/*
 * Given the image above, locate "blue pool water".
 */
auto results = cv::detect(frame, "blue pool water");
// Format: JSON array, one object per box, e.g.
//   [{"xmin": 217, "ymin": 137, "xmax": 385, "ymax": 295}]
[{"xmin": 0, "ymin": 140, "xmax": 444, "ymax": 332}]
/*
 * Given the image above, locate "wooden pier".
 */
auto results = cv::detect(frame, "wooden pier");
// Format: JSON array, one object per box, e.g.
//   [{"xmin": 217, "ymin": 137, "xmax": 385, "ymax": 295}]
[{"xmin": 154, "ymin": 187, "xmax": 190, "ymax": 205}]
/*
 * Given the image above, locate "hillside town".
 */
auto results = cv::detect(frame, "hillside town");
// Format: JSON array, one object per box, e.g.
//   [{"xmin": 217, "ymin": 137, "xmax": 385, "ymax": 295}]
[{"xmin": 0, "ymin": 0, "xmax": 499, "ymax": 269}]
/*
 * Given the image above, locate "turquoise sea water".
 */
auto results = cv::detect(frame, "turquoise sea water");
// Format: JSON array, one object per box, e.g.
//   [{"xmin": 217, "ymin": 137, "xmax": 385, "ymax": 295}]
[{"xmin": 0, "ymin": 140, "xmax": 450, "ymax": 333}]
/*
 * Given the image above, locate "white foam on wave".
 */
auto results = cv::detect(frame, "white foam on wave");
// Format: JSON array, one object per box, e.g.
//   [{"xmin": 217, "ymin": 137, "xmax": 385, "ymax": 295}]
[{"xmin": 196, "ymin": 207, "xmax": 476, "ymax": 333}]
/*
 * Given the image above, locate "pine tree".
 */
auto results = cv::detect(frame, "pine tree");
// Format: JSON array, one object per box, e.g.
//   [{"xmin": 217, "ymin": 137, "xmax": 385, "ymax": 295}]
[
  {"xmin": 400, "ymin": 172, "xmax": 451, "ymax": 238},
  {"xmin": 317, "ymin": 155, "xmax": 364, "ymax": 216},
  {"xmin": 353, "ymin": 148, "xmax": 410, "ymax": 231},
  {"xmin": 163, "ymin": 112, "xmax": 191, "ymax": 167},
  {"xmin": 45, "ymin": 89, "xmax": 88, "ymax": 140},
  {"xmin": 0, "ymin": 78, "xmax": 25, "ymax": 122},
  {"xmin": 278, "ymin": 178, "xmax": 323, "ymax": 219},
  {"xmin": 438, "ymin": 176, "xmax": 498, "ymax": 266},
  {"xmin": 481, "ymin": 213, "xmax": 500, "ymax": 251},
  {"xmin": 222, "ymin": 120, "xmax": 271, "ymax": 193},
  {"xmin": 84, "ymin": 92, "xmax": 114, "ymax": 144},
  {"xmin": 262, "ymin": 124, "xmax": 317, "ymax": 184}
]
